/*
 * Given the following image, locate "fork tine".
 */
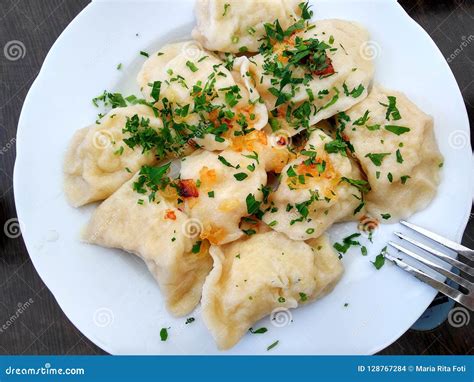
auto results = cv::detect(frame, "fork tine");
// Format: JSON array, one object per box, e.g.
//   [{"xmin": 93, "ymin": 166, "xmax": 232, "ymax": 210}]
[
  {"xmin": 400, "ymin": 220, "xmax": 474, "ymax": 261},
  {"xmin": 388, "ymin": 241, "xmax": 473, "ymax": 290},
  {"xmin": 384, "ymin": 252, "xmax": 471, "ymax": 310},
  {"xmin": 394, "ymin": 232, "xmax": 474, "ymax": 277}
]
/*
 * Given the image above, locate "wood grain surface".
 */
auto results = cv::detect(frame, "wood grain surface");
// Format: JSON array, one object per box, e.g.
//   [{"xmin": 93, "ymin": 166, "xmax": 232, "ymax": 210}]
[{"xmin": 0, "ymin": 0, "xmax": 472, "ymax": 355}]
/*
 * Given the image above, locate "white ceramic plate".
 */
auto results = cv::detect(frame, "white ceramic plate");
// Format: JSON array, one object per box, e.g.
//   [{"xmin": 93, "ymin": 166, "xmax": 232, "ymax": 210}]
[{"xmin": 14, "ymin": 0, "xmax": 472, "ymax": 355}]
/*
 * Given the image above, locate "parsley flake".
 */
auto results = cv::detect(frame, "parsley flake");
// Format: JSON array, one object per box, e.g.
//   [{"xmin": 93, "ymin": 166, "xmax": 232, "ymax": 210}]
[
  {"xmin": 249, "ymin": 327, "xmax": 268, "ymax": 334},
  {"xmin": 365, "ymin": 153, "xmax": 390, "ymax": 166},
  {"xmin": 160, "ymin": 328, "xmax": 168, "ymax": 341}
]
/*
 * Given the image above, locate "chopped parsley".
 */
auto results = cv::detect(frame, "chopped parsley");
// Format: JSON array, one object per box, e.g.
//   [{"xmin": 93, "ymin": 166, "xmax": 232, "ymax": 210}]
[
  {"xmin": 372, "ymin": 247, "xmax": 387, "ymax": 270},
  {"xmin": 352, "ymin": 110, "xmax": 370, "ymax": 126},
  {"xmin": 353, "ymin": 201, "xmax": 365, "ymax": 215},
  {"xmin": 298, "ymin": 1, "xmax": 313, "ymax": 20},
  {"xmin": 333, "ymin": 233, "xmax": 361, "ymax": 254},
  {"xmin": 234, "ymin": 172, "xmax": 248, "ymax": 181},
  {"xmin": 340, "ymin": 177, "xmax": 370, "ymax": 193},
  {"xmin": 249, "ymin": 327, "xmax": 268, "ymax": 334},
  {"xmin": 114, "ymin": 146, "xmax": 124, "ymax": 156},
  {"xmin": 218, "ymin": 155, "xmax": 237, "ymax": 168},
  {"xmin": 222, "ymin": 3, "xmax": 230, "ymax": 16},
  {"xmin": 382, "ymin": 96, "xmax": 402, "ymax": 121},
  {"xmin": 150, "ymin": 81, "xmax": 162, "ymax": 102},
  {"xmin": 396, "ymin": 149, "xmax": 404, "ymax": 163},
  {"xmin": 343, "ymin": 83, "xmax": 365, "ymax": 98},
  {"xmin": 243, "ymin": 151, "xmax": 259, "ymax": 164},
  {"xmin": 160, "ymin": 327, "xmax": 168, "ymax": 341},
  {"xmin": 246, "ymin": 193, "xmax": 262, "ymax": 215},
  {"xmin": 92, "ymin": 91, "xmax": 127, "ymax": 108},
  {"xmin": 365, "ymin": 153, "xmax": 390, "ymax": 166},
  {"xmin": 140, "ymin": 51, "xmax": 150, "ymax": 58},
  {"xmin": 247, "ymin": 27, "xmax": 256, "ymax": 35},
  {"xmin": 287, "ymin": 166, "xmax": 297, "ymax": 177},
  {"xmin": 133, "ymin": 162, "xmax": 172, "ymax": 201},
  {"xmin": 385, "ymin": 125, "xmax": 410, "ymax": 135},
  {"xmin": 191, "ymin": 241, "xmax": 202, "ymax": 254},
  {"xmin": 185, "ymin": 317, "xmax": 195, "ymax": 325},
  {"xmin": 401, "ymin": 175, "xmax": 411, "ymax": 184},
  {"xmin": 267, "ymin": 340, "xmax": 279, "ymax": 351},
  {"xmin": 366, "ymin": 124, "xmax": 380, "ymax": 131},
  {"xmin": 185, "ymin": 61, "xmax": 199, "ymax": 72}
]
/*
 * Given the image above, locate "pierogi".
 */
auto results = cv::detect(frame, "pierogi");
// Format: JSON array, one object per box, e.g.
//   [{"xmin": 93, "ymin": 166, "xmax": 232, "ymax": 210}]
[
  {"xmin": 248, "ymin": 19, "xmax": 375, "ymax": 136},
  {"xmin": 262, "ymin": 128, "xmax": 365, "ymax": 240},
  {"xmin": 339, "ymin": 85, "xmax": 443, "ymax": 221},
  {"xmin": 64, "ymin": 105, "xmax": 162, "ymax": 207},
  {"xmin": 179, "ymin": 148, "xmax": 267, "ymax": 245},
  {"xmin": 82, "ymin": 173, "xmax": 212, "ymax": 316},
  {"xmin": 137, "ymin": 42, "xmax": 267, "ymax": 151},
  {"xmin": 201, "ymin": 231, "xmax": 343, "ymax": 349},
  {"xmin": 192, "ymin": 0, "xmax": 302, "ymax": 53}
]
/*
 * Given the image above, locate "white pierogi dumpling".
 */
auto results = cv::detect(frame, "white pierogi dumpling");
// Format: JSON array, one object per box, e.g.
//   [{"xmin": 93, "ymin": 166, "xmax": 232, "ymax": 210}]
[
  {"xmin": 192, "ymin": 0, "xmax": 302, "ymax": 53},
  {"xmin": 340, "ymin": 85, "xmax": 443, "ymax": 221},
  {"xmin": 82, "ymin": 173, "xmax": 212, "ymax": 316},
  {"xmin": 64, "ymin": 105, "xmax": 162, "ymax": 207},
  {"xmin": 249, "ymin": 19, "xmax": 375, "ymax": 136},
  {"xmin": 137, "ymin": 42, "xmax": 268, "ymax": 151},
  {"xmin": 201, "ymin": 231, "xmax": 343, "ymax": 349},
  {"xmin": 179, "ymin": 148, "xmax": 267, "ymax": 245},
  {"xmin": 262, "ymin": 128, "xmax": 365, "ymax": 240}
]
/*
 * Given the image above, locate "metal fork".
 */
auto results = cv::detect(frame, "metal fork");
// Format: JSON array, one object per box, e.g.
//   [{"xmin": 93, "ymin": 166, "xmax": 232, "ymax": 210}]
[{"xmin": 385, "ymin": 220, "xmax": 473, "ymax": 311}]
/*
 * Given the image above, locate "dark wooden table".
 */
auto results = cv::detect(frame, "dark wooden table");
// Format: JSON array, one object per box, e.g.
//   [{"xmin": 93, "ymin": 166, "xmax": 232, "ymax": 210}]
[{"xmin": 0, "ymin": 0, "xmax": 473, "ymax": 355}]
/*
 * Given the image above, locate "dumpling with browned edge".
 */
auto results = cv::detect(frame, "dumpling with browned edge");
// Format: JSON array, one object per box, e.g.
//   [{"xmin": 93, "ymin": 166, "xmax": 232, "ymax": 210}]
[
  {"xmin": 262, "ymin": 128, "xmax": 366, "ymax": 241},
  {"xmin": 340, "ymin": 85, "xmax": 443, "ymax": 221},
  {"xmin": 248, "ymin": 19, "xmax": 374, "ymax": 136},
  {"xmin": 179, "ymin": 148, "xmax": 267, "ymax": 245},
  {"xmin": 137, "ymin": 42, "xmax": 268, "ymax": 151},
  {"xmin": 64, "ymin": 105, "xmax": 169, "ymax": 207},
  {"xmin": 82, "ymin": 173, "xmax": 212, "ymax": 317},
  {"xmin": 201, "ymin": 231, "xmax": 343, "ymax": 349},
  {"xmin": 192, "ymin": 0, "xmax": 302, "ymax": 53}
]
